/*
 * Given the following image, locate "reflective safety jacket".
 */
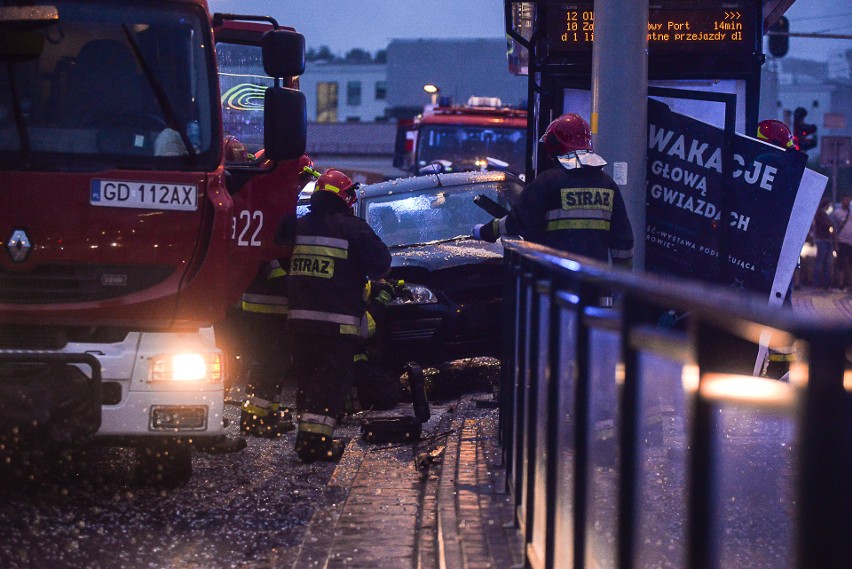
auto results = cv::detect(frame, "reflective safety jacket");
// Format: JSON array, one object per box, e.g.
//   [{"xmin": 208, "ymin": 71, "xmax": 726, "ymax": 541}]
[
  {"xmin": 239, "ymin": 259, "xmax": 289, "ymax": 315},
  {"xmin": 283, "ymin": 193, "xmax": 392, "ymax": 336},
  {"xmin": 480, "ymin": 165, "xmax": 634, "ymax": 267}
]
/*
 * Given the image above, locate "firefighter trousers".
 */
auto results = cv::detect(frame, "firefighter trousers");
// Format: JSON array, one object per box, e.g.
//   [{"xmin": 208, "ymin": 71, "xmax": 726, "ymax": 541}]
[{"xmin": 291, "ymin": 333, "xmax": 355, "ymax": 422}]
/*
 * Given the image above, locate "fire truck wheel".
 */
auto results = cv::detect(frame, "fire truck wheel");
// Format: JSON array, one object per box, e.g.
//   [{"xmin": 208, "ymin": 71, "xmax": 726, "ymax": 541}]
[{"xmin": 134, "ymin": 439, "xmax": 192, "ymax": 487}]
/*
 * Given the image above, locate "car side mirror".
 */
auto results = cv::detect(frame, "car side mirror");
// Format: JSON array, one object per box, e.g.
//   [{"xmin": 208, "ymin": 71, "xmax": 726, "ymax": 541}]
[
  {"xmin": 262, "ymin": 29, "xmax": 305, "ymax": 77},
  {"xmin": 264, "ymin": 87, "xmax": 306, "ymax": 161}
]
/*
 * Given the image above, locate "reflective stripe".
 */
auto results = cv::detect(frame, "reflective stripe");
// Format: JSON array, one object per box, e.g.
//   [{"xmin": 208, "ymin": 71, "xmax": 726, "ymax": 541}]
[
  {"xmin": 298, "ymin": 422, "xmax": 334, "ymax": 436},
  {"xmin": 347, "ymin": 312, "xmax": 374, "ymax": 338},
  {"xmin": 300, "ymin": 412, "xmax": 336, "ymax": 427},
  {"xmin": 241, "ymin": 293, "xmax": 288, "ymax": 306},
  {"xmin": 293, "ymin": 244, "xmax": 348, "ymax": 259},
  {"xmin": 299, "ymin": 412, "xmax": 336, "ymax": 436},
  {"xmin": 546, "ymin": 208, "xmax": 612, "ymax": 221},
  {"xmin": 241, "ymin": 302, "xmax": 289, "ymax": 314},
  {"xmin": 546, "ymin": 219, "xmax": 610, "ymax": 231},
  {"xmin": 264, "ymin": 259, "xmax": 287, "ymax": 280},
  {"xmin": 768, "ymin": 352, "xmax": 795, "ymax": 362},
  {"xmin": 240, "ymin": 292, "xmax": 289, "ymax": 314},
  {"xmin": 247, "ymin": 395, "xmax": 272, "ymax": 408},
  {"xmin": 295, "ymin": 235, "xmax": 349, "ymax": 250},
  {"xmin": 488, "ymin": 216, "xmax": 508, "ymax": 238},
  {"xmin": 354, "ymin": 353, "xmax": 368, "ymax": 362},
  {"xmin": 243, "ymin": 397, "xmax": 272, "ymax": 417},
  {"xmin": 268, "ymin": 267, "xmax": 287, "ymax": 279},
  {"xmin": 366, "ymin": 311, "xmax": 376, "ymax": 337},
  {"xmin": 610, "ymin": 247, "xmax": 634, "ymax": 259},
  {"xmin": 289, "ymin": 309, "xmax": 360, "ymax": 327}
]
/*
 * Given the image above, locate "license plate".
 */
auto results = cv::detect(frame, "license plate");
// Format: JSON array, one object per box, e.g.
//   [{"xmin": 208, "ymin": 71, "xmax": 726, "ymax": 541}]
[{"xmin": 90, "ymin": 180, "xmax": 198, "ymax": 211}]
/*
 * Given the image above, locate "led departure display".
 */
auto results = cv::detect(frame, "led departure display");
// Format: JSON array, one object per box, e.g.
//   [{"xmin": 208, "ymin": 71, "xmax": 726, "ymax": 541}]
[{"xmin": 546, "ymin": 1, "xmax": 758, "ymax": 54}]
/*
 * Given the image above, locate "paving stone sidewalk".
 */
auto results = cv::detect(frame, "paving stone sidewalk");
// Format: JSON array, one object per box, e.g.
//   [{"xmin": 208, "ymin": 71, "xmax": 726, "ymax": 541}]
[{"xmin": 291, "ymin": 395, "xmax": 523, "ymax": 569}]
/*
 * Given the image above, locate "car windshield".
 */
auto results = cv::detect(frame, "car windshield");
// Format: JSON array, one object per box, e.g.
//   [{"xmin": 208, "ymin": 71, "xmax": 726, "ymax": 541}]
[
  {"xmin": 416, "ymin": 125, "xmax": 525, "ymax": 174},
  {"xmin": 0, "ymin": 0, "xmax": 217, "ymax": 171},
  {"xmin": 363, "ymin": 181, "xmax": 519, "ymax": 248}
]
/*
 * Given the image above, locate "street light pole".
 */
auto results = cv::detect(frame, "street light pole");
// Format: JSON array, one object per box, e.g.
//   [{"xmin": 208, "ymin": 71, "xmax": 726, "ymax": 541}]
[
  {"xmin": 591, "ymin": 0, "xmax": 648, "ymax": 269},
  {"xmin": 423, "ymin": 84, "xmax": 440, "ymax": 106}
]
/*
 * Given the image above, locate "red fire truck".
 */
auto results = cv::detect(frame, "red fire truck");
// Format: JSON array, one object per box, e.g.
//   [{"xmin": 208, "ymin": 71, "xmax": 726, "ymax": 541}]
[
  {"xmin": 0, "ymin": 1, "xmax": 307, "ymax": 485},
  {"xmin": 393, "ymin": 96, "xmax": 527, "ymax": 176}
]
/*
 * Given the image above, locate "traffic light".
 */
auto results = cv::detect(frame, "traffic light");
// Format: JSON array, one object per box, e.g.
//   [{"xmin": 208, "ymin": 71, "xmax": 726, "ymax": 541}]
[
  {"xmin": 793, "ymin": 107, "xmax": 818, "ymax": 151},
  {"xmin": 768, "ymin": 16, "xmax": 789, "ymax": 58}
]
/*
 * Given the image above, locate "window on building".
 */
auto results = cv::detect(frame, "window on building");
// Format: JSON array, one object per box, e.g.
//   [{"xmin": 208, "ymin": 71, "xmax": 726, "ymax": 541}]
[
  {"xmin": 375, "ymin": 81, "xmax": 387, "ymax": 101},
  {"xmin": 317, "ymin": 82, "xmax": 338, "ymax": 123},
  {"xmin": 347, "ymin": 81, "xmax": 362, "ymax": 106}
]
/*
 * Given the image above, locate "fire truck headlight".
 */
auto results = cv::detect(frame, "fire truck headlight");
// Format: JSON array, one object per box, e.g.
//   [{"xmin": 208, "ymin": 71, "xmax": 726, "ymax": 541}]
[{"xmin": 149, "ymin": 353, "xmax": 223, "ymax": 383}]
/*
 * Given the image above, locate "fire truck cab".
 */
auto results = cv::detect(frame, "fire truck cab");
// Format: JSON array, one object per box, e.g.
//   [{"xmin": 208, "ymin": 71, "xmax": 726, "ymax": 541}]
[
  {"xmin": 393, "ymin": 96, "xmax": 527, "ymax": 176},
  {"xmin": 0, "ymin": 1, "xmax": 307, "ymax": 485}
]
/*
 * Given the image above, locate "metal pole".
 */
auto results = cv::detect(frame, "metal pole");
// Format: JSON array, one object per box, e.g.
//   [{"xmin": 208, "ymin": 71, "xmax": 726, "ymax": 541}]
[
  {"xmin": 831, "ymin": 141, "xmax": 839, "ymax": 205},
  {"xmin": 591, "ymin": 0, "xmax": 649, "ymax": 269}
]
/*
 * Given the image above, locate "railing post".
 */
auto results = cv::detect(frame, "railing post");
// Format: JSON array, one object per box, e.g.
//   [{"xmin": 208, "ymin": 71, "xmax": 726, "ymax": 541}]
[
  {"xmin": 512, "ymin": 264, "xmax": 534, "ymax": 517},
  {"xmin": 521, "ymin": 271, "xmax": 542, "ymax": 545},
  {"xmin": 571, "ymin": 289, "xmax": 594, "ymax": 569},
  {"xmin": 615, "ymin": 293, "xmax": 642, "ymax": 569},
  {"xmin": 544, "ymin": 281, "xmax": 563, "ymax": 569},
  {"xmin": 501, "ymin": 251, "xmax": 520, "ymax": 468},
  {"xmin": 798, "ymin": 334, "xmax": 851, "ymax": 569},
  {"xmin": 687, "ymin": 321, "xmax": 722, "ymax": 569}
]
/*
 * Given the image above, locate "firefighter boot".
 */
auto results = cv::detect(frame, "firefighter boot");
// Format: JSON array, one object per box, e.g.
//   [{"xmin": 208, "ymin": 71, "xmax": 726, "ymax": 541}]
[
  {"xmin": 241, "ymin": 401, "xmax": 295, "ymax": 438},
  {"xmin": 294, "ymin": 430, "xmax": 344, "ymax": 464}
]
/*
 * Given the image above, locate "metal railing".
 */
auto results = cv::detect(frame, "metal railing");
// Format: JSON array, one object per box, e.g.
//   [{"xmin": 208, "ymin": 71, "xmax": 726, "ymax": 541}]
[{"xmin": 500, "ymin": 239, "xmax": 851, "ymax": 569}]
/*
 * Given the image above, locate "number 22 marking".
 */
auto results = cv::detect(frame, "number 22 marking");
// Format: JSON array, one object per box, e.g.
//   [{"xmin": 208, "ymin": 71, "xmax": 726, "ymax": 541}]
[{"xmin": 232, "ymin": 210, "xmax": 263, "ymax": 246}]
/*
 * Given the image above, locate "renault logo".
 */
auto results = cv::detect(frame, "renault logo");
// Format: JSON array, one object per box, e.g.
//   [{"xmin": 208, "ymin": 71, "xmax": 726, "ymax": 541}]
[{"xmin": 7, "ymin": 229, "xmax": 32, "ymax": 263}]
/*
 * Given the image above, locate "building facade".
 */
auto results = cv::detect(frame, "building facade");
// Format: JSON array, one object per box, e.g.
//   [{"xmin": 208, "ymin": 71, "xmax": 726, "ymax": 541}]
[{"xmin": 300, "ymin": 61, "xmax": 389, "ymax": 123}]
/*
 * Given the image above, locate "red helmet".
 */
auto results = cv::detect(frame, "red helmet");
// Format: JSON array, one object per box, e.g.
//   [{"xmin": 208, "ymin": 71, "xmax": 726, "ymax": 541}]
[
  {"xmin": 757, "ymin": 119, "xmax": 794, "ymax": 149},
  {"xmin": 298, "ymin": 154, "xmax": 315, "ymax": 171},
  {"xmin": 316, "ymin": 169, "xmax": 358, "ymax": 207},
  {"xmin": 223, "ymin": 135, "xmax": 249, "ymax": 163},
  {"xmin": 540, "ymin": 113, "xmax": 593, "ymax": 157}
]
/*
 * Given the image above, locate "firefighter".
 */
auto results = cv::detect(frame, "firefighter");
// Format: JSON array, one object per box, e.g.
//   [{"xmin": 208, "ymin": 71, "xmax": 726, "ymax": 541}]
[
  {"xmin": 278, "ymin": 169, "xmax": 391, "ymax": 463},
  {"xmin": 756, "ymin": 119, "xmax": 795, "ymax": 150},
  {"xmin": 472, "ymin": 113, "xmax": 634, "ymax": 269},
  {"xmin": 235, "ymin": 257, "xmax": 296, "ymax": 437},
  {"xmin": 755, "ymin": 119, "xmax": 798, "ymax": 377},
  {"xmin": 235, "ymin": 156, "xmax": 318, "ymax": 438},
  {"xmin": 348, "ymin": 279, "xmax": 404, "ymax": 413}
]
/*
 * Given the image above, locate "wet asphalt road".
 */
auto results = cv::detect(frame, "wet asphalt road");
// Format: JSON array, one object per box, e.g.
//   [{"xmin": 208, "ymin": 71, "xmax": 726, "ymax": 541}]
[
  {"xmin": 0, "ymin": 360, "xmax": 499, "ymax": 569},
  {"xmin": 0, "ymin": 399, "xmax": 336, "ymax": 569}
]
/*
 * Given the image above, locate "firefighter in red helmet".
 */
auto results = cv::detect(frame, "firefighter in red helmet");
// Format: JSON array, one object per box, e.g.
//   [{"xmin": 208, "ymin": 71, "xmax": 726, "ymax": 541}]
[
  {"xmin": 756, "ymin": 119, "xmax": 795, "ymax": 150},
  {"xmin": 224, "ymin": 157, "xmax": 323, "ymax": 447},
  {"xmin": 277, "ymin": 168, "xmax": 391, "ymax": 463},
  {"xmin": 473, "ymin": 113, "xmax": 634, "ymax": 268}
]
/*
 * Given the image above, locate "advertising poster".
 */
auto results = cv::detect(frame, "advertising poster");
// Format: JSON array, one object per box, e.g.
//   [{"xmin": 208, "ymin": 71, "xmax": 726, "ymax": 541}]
[{"xmin": 645, "ymin": 99, "xmax": 820, "ymax": 299}]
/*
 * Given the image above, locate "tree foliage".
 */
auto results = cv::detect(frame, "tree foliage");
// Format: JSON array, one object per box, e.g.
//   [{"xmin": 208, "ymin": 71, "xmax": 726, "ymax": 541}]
[{"xmin": 305, "ymin": 46, "xmax": 385, "ymax": 64}]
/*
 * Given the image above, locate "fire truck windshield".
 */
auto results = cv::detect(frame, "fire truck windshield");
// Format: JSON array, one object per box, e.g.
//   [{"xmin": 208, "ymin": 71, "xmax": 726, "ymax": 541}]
[
  {"xmin": 417, "ymin": 124, "xmax": 525, "ymax": 175},
  {"xmin": 0, "ymin": 0, "xmax": 217, "ymax": 171}
]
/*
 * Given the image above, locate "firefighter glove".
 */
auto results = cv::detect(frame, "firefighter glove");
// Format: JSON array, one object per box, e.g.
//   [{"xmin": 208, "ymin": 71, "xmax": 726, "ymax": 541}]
[{"xmin": 372, "ymin": 280, "xmax": 396, "ymax": 306}]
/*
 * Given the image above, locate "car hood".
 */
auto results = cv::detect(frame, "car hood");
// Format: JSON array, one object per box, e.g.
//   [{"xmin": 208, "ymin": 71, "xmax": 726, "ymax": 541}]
[{"xmin": 390, "ymin": 238, "xmax": 503, "ymax": 271}]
